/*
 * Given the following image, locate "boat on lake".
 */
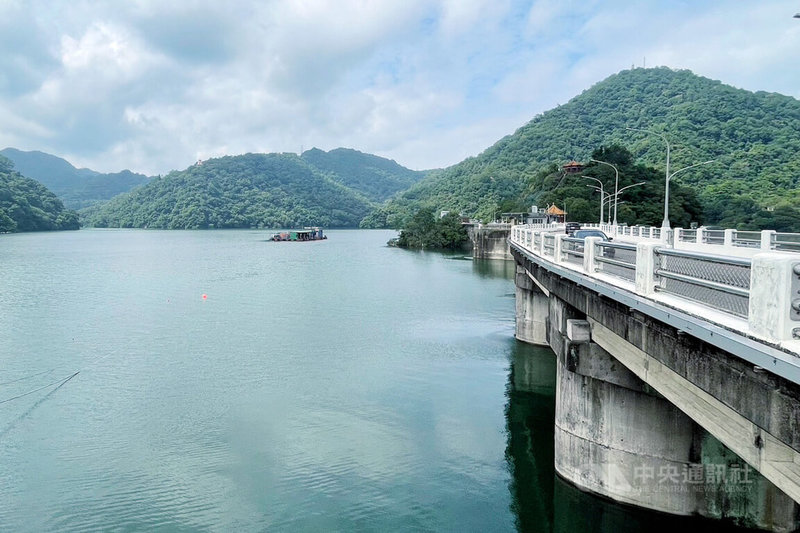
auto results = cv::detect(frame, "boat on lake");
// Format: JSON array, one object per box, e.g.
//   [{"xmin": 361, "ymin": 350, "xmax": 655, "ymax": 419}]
[{"xmin": 270, "ymin": 227, "xmax": 327, "ymax": 242}]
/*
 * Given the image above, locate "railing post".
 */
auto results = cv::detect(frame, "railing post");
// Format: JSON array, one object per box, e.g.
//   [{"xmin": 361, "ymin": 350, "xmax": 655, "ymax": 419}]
[
  {"xmin": 635, "ymin": 243, "xmax": 661, "ymax": 296},
  {"xmin": 696, "ymin": 227, "xmax": 705, "ymax": 244},
  {"xmin": 761, "ymin": 230, "xmax": 777, "ymax": 251},
  {"xmin": 724, "ymin": 229, "xmax": 735, "ymax": 247},
  {"xmin": 583, "ymin": 236, "xmax": 600, "ymax": 274},
  {"xmin": 554, "ymin": 234, "xmax": 566, "ymax": 264},
  {"xmin": 539, "ymin": 232, "xmax": 546, "ymax": 256},
  {"xmin": 749, "ymin": 253, "xmax": 800, "ymax": 342}
]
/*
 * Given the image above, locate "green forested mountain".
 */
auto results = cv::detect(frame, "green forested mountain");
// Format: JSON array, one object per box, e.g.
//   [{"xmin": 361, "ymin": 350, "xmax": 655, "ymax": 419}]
[
  {"xmin": 300, "ymin": 147, "xmax": 426, "ymax": 202},
  {"xmin": 0, "ymin": 156, "xmax": 79, "ymax": 232},
  {"xmin": 83, "ymin": 153, "xmax": 376, "ymax": 229},
  {"xmin": 0, "ymin": 148, "xmax": 150, "ymax": 209},
  {"xmin": 365, "ymin": 67, "xmax": 800, "ymax": 230},
  {"xmin": 523, "ymin": 146, "xmax": 704, "ymax": 229}
]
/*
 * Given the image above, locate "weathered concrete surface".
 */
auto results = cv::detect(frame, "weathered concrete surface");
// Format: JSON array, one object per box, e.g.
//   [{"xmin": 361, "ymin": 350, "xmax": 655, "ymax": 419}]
[
  {"xmin": 552, "ymin": 326, "xmax": 698, "ymax": 515},
  {"xmin": 515, "ymin": 266, "xmax": 548, "ymax": 346},
  {"xmin": 698, "ymin": 432, "xmax": 799, "ymax": 531},
  {"xmin": 512, "ymin": 245, "xmax": 800, "ymax": 530},
  {"xmin": 749, "ymin": 253, "xmax": 800, "ymax": 342},
  {"xmin": 589, "ymin": 318, "xmax": 800, "ymax": 529},
  {"xmin": 553, "ymin": 336, "xmax": 799, "ymax": 529},
  {"xmin": 512, "ymin": 246, "xmax": 800, "ymax": 456},
  {"xmin": 470, "ymin": 225, "xmax": 511, "ymax": 260}
]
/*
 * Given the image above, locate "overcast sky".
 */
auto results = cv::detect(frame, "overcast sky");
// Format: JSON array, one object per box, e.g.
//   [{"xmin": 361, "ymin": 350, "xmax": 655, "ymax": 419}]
[{"xmin": 1, "ymin": 0, "xmax": 798, "ymax": 176}]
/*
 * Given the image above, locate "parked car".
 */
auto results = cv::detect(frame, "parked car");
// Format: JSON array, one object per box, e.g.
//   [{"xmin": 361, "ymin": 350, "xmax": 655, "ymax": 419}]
[
  {"xmin": 573, "ymin": 229, "xmax": 614, "ymax": 257},
  {"xmin": 565, "ymin": 222, "xmax": 581, "ymax": 235},
  {"xmin": 574, "ymin": 229, "xmax": 612, "ymax": 241}
]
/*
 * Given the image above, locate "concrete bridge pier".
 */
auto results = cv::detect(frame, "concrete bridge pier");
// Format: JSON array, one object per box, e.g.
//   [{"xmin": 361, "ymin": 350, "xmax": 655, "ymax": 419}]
[
  {"xmin": 515, "ymin": 265, "xmax": 548, "ymax": 346},
  {"xmin": 543, "ymin": 295, "xmax": 799, "ymax": 531},
  {"xmin": 548, "ymin": 298, "xmax": 699, "ymax": 515}
]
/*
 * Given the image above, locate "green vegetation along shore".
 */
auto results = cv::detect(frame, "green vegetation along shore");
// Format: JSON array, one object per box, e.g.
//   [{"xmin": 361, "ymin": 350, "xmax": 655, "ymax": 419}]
[{"xmin": 0, "ymin": 156, "xmax": 79, "ymax": 232}]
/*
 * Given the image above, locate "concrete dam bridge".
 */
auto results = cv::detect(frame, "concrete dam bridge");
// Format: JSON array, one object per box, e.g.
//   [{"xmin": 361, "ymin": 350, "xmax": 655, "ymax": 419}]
[{"xmin": 509, "ymin": 224, "xmax": 800, "ymax": 531}]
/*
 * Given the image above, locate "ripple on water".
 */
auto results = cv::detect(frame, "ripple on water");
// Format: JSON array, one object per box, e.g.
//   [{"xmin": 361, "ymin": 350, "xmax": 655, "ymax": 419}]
[{"xmin": 0, "ymin": 230, "xmax": 518, "ymax": 532}]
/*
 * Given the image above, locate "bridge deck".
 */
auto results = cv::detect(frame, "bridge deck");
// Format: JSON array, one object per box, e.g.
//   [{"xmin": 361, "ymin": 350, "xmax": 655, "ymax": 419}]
[{"xmin": 510, "ymin": 225, "xmax": 800, "ymax": 385}]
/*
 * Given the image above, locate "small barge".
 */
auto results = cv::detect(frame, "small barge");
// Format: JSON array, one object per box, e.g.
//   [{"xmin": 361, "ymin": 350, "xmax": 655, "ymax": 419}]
[{"xmin": 270, "ymin": 227, "xmax": 327, "ymax": 242}]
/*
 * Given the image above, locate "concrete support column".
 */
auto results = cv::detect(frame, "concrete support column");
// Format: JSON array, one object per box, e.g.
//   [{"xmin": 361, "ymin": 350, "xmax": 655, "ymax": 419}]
[
  {"xmin": 697, "ymin": 432, "xmax": 799, "ymax": 531},
  {"xmin": 553, "ymin": 333, "xmax": 698, "ymax": 515},
  {"xmin": 473, "ymin": 227, "xmax": 512, "ymax": 260},
  {"xmin": 515, "ymin": 265, "xmax": 549, "ymax": 346}
]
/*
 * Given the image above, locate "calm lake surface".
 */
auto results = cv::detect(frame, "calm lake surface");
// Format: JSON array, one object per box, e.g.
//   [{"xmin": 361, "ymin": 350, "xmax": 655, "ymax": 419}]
[{"xmin": 0, "ymin": 229, "xmax": 743, "ymax": 532}]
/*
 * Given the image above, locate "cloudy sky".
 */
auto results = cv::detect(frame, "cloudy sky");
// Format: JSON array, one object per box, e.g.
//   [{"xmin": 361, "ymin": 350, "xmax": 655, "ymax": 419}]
[{"xmin": 1, "ymin": 0, "xmax": 798, "ymax": 176}]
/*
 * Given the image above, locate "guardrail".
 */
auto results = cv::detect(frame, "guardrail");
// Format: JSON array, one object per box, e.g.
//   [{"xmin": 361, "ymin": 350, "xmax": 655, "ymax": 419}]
[
  {"xmin": 776, "ymin": 233, "xmax": 800, "ymax": 252},
  {"xmin": 655, "ymin": 248, "xmax": 751, "ymax": 318},
  {"xmin": 510, "ymin": 225, "xmax": 800, "ymax": 345},
  {"xmin": 571, "ymin": 224, "xmax": 800, "ymax": 255}
]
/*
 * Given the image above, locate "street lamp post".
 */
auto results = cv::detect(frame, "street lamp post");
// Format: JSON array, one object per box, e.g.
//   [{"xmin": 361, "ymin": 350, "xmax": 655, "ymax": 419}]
[
  {"xmin": 586, "ymin": 185, "xmax": 613, "ymax": 224},
  {"xmin": 666, "ymin": 161, "xmax": 715, "ymax": 222},
  {"xmin": 606, "ymin": 181, "xmax": 646, "ymax": 222},
  {"xmin": 627, "ymin": 128, "xmax": 717, "ymax": 229},
  {"xmin": 582, "ymin": 175, "xmax": 605, "ymax": 224},
  {"xmin": 626, "ymin": 127, "xmax": 671, "ymax": 229},
  {"xmin": 590, "ymin": 159, "xmax": 620, "ymax": 226}
]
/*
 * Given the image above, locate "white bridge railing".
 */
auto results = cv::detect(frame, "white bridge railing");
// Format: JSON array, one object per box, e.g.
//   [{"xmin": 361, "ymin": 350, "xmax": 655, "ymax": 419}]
[
  {"xmin": 576, "ymin": 224, "xmax": 800, "ymax": 255},
  {"xmin": 510, "ymin": 225, "xmax": 800, "ymax": 349}
]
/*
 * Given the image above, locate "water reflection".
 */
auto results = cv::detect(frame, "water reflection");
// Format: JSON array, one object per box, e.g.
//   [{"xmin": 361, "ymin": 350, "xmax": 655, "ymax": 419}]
[
  {"xmin": 505, "ymin": 340, "xmax": 755, "ymax": 533},
  {"xmin": 506, "ymin": 341, "xmax": 556, "ymax": 533},
  {"xmin": 473, "ymin": 259, "xmax": 516, "ymax": 279}
]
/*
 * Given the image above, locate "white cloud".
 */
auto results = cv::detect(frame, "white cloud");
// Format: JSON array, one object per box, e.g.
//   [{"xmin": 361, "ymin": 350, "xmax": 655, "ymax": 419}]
[
  {"xmin": 1, "ymin": 0, "xmax": 798, "ymax": 176},
  {"xmin": 438, "ymin": 0, "xmax": 509, "ymax": 37}
]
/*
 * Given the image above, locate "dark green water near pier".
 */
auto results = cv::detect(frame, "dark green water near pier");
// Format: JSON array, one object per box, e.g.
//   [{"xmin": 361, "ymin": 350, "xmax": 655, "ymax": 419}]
[{"xmin": 0, "ymin": 229, "xmax": 747, "ymax": 531}]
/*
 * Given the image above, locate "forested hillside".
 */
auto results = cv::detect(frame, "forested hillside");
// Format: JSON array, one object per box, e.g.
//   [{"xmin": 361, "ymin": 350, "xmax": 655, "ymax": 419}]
[
  {"xmin": 0, "ymin": 148, "xmax": 150, "ymax": 209},
  {"xmin": 364, "ymin": 67, "xmax": 800, "ymax": 230},
  {"xmin": 524, "ymin": 146, "xmax": 704, "ymax": 229},
  {"xmin": 300, "ymin": 147, "xmax": 426, "ymax": 202},
  {"xmin": 0, "ymin": 156, "xmax": 79, "ymax": 232},
  {"xmin": 84, "ymin": 153, "xmax": 375, "ymax": 229}
]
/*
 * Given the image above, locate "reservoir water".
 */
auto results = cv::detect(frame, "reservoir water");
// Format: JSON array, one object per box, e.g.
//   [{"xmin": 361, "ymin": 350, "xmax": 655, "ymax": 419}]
[{"xmin": 0, "ymin": 229, "xmax": 746, "ymax": 531}]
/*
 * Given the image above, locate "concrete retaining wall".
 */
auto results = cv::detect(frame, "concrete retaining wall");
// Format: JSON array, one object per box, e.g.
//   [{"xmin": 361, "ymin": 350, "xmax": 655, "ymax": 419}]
[{"xmin": 471, "ymin": 226, "xmax": 511, "ymax": 260}]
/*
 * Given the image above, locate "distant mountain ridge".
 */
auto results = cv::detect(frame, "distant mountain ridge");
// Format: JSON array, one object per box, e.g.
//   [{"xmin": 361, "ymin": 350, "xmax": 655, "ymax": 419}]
[
  {"xmin": 366, "ymin": 67, "xmax": 800, "ymax": 228},
  {"xmin": 0, "ymin": 155, "xmax": 79, "ymax": 232},
  {"xmin": 83, "ymin": 148, "xmax": 428, "ymax": 229},
  {"xmin": 0, "ymin": 148, "xmax": 150, "ymax": 209},
  {"xmin": 300, "ymin": 147, "xmax": 426, "ymax": 202}
]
